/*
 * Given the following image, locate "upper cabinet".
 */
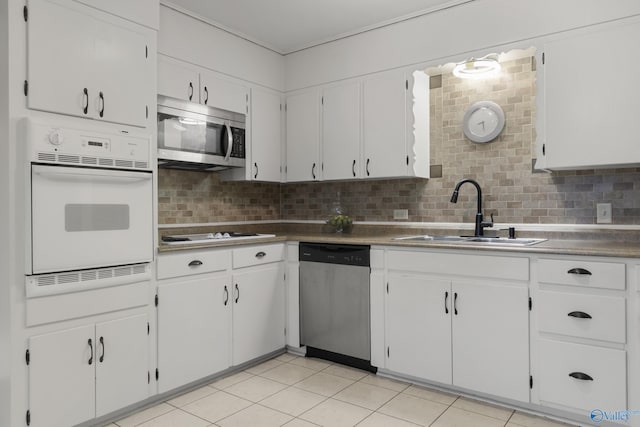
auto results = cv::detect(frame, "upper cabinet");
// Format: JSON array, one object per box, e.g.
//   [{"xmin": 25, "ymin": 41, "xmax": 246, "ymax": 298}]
[
  {"xmin": 26, "ymin": 0, "xmax": 155, "ymax": 128},
  {"xmin": 249, "ymin": 87, "xmax": 283, "ymax": 182},
  {"xmin": 286, "ymin": 89, "xmax": 321, "ymax": 182},
  {"xmin": 363, "ymin": 69, "xmax": 430, "ymax": 179},
  {"xmin": 157, "ymin": 55, "xmax": 248, "ymax": 115},
  {"xmin": 284, "ymin": 68, "xmax": 429, "ymax": 182},
  {"xmin": 322, "ymin": 81, "xmax": 361, "ymax": 180},
  {"xmin": 537, "ymin": 19, "xmax": 640, "ymax": 170}
]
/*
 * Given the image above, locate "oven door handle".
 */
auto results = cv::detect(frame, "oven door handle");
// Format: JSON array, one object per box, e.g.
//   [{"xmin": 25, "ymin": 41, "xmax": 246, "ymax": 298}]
[{"xmin": 224, "ymin": 121, "xmax": 233, "ymax": 163}]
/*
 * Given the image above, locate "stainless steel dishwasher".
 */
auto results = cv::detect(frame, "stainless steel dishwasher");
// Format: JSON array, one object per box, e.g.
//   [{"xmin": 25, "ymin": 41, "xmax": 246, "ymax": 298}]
[{"xmin": 299, "ymin": 242, "xmax": 375, "ymax": 372}]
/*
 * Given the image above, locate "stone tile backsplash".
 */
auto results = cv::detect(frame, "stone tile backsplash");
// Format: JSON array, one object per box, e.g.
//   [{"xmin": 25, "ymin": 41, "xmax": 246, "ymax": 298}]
[{"xmin": 159, "ymin": 56, "xmax": 640, "ymax": 226}]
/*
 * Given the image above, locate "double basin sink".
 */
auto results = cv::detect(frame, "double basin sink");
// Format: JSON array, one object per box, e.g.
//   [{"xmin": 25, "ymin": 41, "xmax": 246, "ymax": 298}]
[{"xmin": 393, "ymin": 235, "xmax": 547, "ymax": 246}]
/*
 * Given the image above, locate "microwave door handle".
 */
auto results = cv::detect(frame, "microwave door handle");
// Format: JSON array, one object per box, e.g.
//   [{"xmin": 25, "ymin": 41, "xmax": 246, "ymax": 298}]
[{"xmin": 224, "ymin": 122, "xmax": 233, "ymax": 162}]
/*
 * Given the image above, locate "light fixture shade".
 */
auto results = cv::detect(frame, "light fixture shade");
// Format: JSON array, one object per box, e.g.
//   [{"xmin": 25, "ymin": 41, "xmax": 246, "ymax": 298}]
[{"xmin": 452, "ymin": 57, "xmax": 501, "ymax": 79}]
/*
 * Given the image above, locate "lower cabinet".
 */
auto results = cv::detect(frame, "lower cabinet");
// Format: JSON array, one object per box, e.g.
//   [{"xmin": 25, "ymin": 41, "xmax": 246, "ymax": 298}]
[
  {"xmin": 157, "ymin": 275, "xmax": 231, "ymax": 393},
  {"xmin": 156, "ymin": 244, "xmax": 286, "ymax": 393},
  {"xmin": 232, "ymin": 263, "xmax": 286, "ymax": 365},
  {"xmin": 383, "ymin": 249, "xmax": 530, "ymax": 402},
  {"xmin": 386, "ymin": 273, "xmax": 529, "ymax": 402},
  {"xmin": 28, "ymin": 314, "xmax": 149, "ymax": 427}
]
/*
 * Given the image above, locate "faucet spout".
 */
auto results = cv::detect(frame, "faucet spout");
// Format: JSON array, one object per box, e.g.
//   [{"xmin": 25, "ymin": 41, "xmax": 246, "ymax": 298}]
[{"xmin": 450, "ymin": 178, "xmax": 492, "ymax": 236}]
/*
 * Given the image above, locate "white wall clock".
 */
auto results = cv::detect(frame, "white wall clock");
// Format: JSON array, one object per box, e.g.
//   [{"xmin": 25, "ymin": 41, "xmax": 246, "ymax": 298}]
[{"xmin": 462, "ymin": 101, "xmax": 505, "ymax": 143}]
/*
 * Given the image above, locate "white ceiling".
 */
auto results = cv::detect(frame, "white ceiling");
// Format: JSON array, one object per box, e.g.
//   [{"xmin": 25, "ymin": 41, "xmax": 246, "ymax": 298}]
[{"xmin": 164, "ymin": 0, "xmax": 474, "ymax": 55}]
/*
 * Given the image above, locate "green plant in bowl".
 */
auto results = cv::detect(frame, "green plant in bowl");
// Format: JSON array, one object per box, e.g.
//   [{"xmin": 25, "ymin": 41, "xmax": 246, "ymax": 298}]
[{"xmin": 327, "ymin": 214, "xmax": 353, "ymax": 233}]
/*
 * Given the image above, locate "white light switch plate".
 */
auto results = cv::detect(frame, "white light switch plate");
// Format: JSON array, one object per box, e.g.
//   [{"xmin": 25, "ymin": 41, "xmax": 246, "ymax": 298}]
[
  {"xmin": 596, "ymin": 203, "xmax": 612, "ymax": 224},
  {"xmin": 393, "ymin": 209, "xmax": 409, "ymax": 220}
]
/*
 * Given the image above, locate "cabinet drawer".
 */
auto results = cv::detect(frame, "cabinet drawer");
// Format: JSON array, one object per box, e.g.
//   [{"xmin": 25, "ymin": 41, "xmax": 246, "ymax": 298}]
[
  {"xmin": 538, "ymin": 258, "xmax": 625, "ymax": 290},
  {"xmin": 233, "ymin": 244, "xmax": 285, "ymax": 269},
  {"xmin": 157, "ymin": 249, "xmax": 231, "ymax": 280},
  {"xmin": 538, "ymin": 339, "xmax": 626, "ymax": 412},
  {"xmin": 538, "ymin": 291, "xmax": 626, "ymax": 343}
]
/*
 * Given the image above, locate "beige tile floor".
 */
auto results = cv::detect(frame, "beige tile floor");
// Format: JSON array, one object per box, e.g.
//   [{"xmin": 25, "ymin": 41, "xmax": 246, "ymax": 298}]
[{"xmin": 107, "ymin": 354, "xmax": 578, "ymax": 427}]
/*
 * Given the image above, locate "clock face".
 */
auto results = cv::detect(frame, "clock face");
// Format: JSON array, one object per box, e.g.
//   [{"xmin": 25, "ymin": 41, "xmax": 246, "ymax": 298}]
[{"xmin": 462, "ymin": 101, "xmax": 505, "ymax": 143}]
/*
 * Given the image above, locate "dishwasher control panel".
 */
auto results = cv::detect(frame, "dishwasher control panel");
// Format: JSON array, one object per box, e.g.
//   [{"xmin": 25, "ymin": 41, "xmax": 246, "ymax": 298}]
[{"xmin": 299, "ymin": 243, "xmax": 370, "ymax": 266}]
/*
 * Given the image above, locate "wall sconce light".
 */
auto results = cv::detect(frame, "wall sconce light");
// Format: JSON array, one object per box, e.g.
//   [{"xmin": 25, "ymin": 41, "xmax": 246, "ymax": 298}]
[{"xmin": 452, "ymin": 54, "xmax": 501, "ymax": 79}]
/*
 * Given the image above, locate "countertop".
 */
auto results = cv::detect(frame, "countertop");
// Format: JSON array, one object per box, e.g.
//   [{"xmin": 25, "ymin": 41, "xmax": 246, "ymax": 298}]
[{"xmin": 157, "ymin": 228, "xmax": 640, "ymax": 258}]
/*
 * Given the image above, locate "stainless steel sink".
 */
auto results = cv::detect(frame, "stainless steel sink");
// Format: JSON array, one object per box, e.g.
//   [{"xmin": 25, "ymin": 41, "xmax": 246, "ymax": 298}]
[{"xmin": 393, "ymin": 235, "xmax": 546, "ymax": 246}]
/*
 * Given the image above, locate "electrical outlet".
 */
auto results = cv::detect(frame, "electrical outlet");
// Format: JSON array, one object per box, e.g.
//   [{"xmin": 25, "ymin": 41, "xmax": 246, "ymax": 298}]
[
  {"xmin": 596, "ymin": 203, "xmax": 612, "ymax": 224},
  {"xmin": 393, "ymin": 209, "xmax": 409, "ymax": 220}
]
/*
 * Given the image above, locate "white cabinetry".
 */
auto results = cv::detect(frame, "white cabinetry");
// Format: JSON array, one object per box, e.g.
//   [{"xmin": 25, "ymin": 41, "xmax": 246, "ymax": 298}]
[
  {"xmin": 322, "ymin": 81, "xmax": 361, "ymax": 180},
  {"xmin": 28, "ymin": 314, "xmax": 149, "ymax": 427},
  {"xmin": 156, "ymin": 244, "xmax": 285, "ymax": 393},
  {"xmin": 538, "ymin": 19, "xmax": 640, "ymax": 170},
  {"xmin": 156, "ymin": 248, "xmax": 232, "ymax": 393},
  {"xmin": 383, "ymin": 249, "xmax": 529, "ymax": 402},
  {"xmin": 286, "ymin": 89, "xmax": 321, "ymax": 182},
  {"xmin": 157, "ymin": 55, "xmax": 248, "ymax": 114},
  {"xmin": 27, "ymin": 0, "xmax": 154, "ymax": 128},
  {"xmin": 362, "ymin": 69, "xmax": 429, "ymax": 179},
  {"xmin": 250, "ymin": 87, "xmax": 283, "ymax": 182},
  {"xmin": 284, "ymin": 68, "xmax": 429, "ymax": 182},
  {"xmin": 533, "ymin": 256, "xmax": 627, "ymax": 413}
]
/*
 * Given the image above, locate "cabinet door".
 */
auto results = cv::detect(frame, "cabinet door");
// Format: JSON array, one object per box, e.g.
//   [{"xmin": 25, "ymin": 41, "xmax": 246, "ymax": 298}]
[
  {"xmin": 157, "ymin": 275, "xmax": 232, "ymax": 393},
  {"xmin": 29, "ymin": 325, "xmax": 96, "ymax": 427},
  {"xmin": 95, "ymin": 314, "xmax": 149, "ymax": 417},
  {"xmin": 286, "ymin": 89, "xmax": 321, "ymax": 182},
  {"xmin": 233, "ymin": 263, "xmax": 285, "ymax": 365},
  {"xmin": 158, "ymin": 56, "xmax": 200, "ymax": 102},
  {"xmin": 92, "ymin": 19, "xmax": 151, "ymax": 127},
  {"xmin": 362, "ymin": 69, "xmax": 408, "ymax": 178},
  {"xmin": 27, "ymin": 0, "xmax": 93, "ymax": 119},
  {"xmin": 452, "ymin": 281, "xmax": 529, "ymax": 402},
  {"xmin": 542, "ymin": 20, "xmax": 640, "ymax": 169},
  {"xmin": 322, "ymin": 81, "xmax": 361, "ymax": 180},
  {"xmin": 386, "ymin": 273, "xmax": 452, "ymax": 383},
  {"xmin": 200, "ymin": 70, "xmax": 248, "ymax": 114},
  {"xmin": 27, "ymin": 0, "xmax": 152, "ymax": 127},
  {"xmin": 251, "ymin": 87, "xmax": 283, "ymax": 182}
]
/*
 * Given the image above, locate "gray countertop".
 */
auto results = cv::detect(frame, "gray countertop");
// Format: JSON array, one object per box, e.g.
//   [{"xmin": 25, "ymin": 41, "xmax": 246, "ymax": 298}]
[{"xmin": 157, "ymin": 230, "xmax": 640, "ymax": 258}]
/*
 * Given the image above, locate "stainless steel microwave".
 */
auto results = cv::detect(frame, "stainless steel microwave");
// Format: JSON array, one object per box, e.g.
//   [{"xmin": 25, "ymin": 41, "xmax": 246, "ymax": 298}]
[{"xmin": 157, "ymin": 95, "xmax": 246, "ymax": 171}]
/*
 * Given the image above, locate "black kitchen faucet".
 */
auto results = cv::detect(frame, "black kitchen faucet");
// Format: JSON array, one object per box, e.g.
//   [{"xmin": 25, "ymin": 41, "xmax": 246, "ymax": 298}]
[{"xmin": 450, "ymin": 178, "xmax": 494, "ymax": 236}]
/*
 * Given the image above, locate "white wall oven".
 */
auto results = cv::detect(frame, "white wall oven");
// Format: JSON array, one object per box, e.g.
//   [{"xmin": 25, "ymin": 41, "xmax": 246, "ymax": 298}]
[{"xmin": 23, "ymin": 119, "xmax": 153, "ymax": 296}]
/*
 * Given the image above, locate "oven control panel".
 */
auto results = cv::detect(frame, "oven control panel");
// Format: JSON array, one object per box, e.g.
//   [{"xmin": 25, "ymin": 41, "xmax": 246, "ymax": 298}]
[{"xmin": 21, "ymin": 118, "xmax": 152, "ymax": 171}]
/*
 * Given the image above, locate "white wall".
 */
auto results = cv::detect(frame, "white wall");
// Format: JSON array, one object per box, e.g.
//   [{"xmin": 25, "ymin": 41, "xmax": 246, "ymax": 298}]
[
  {"xmin": 285, "ymin": 0, "xmax": 640, "ymax": 90},
  {"xmin": 158, "ymin": 4, "xmax": 285, "ymax": 91}
]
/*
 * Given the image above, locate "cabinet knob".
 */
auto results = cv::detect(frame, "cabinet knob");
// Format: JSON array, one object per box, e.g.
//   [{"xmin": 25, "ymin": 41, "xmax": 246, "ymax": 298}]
[{"xmin": 48, "ymin": 129, "xmax": 64, "ymax": 146}]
